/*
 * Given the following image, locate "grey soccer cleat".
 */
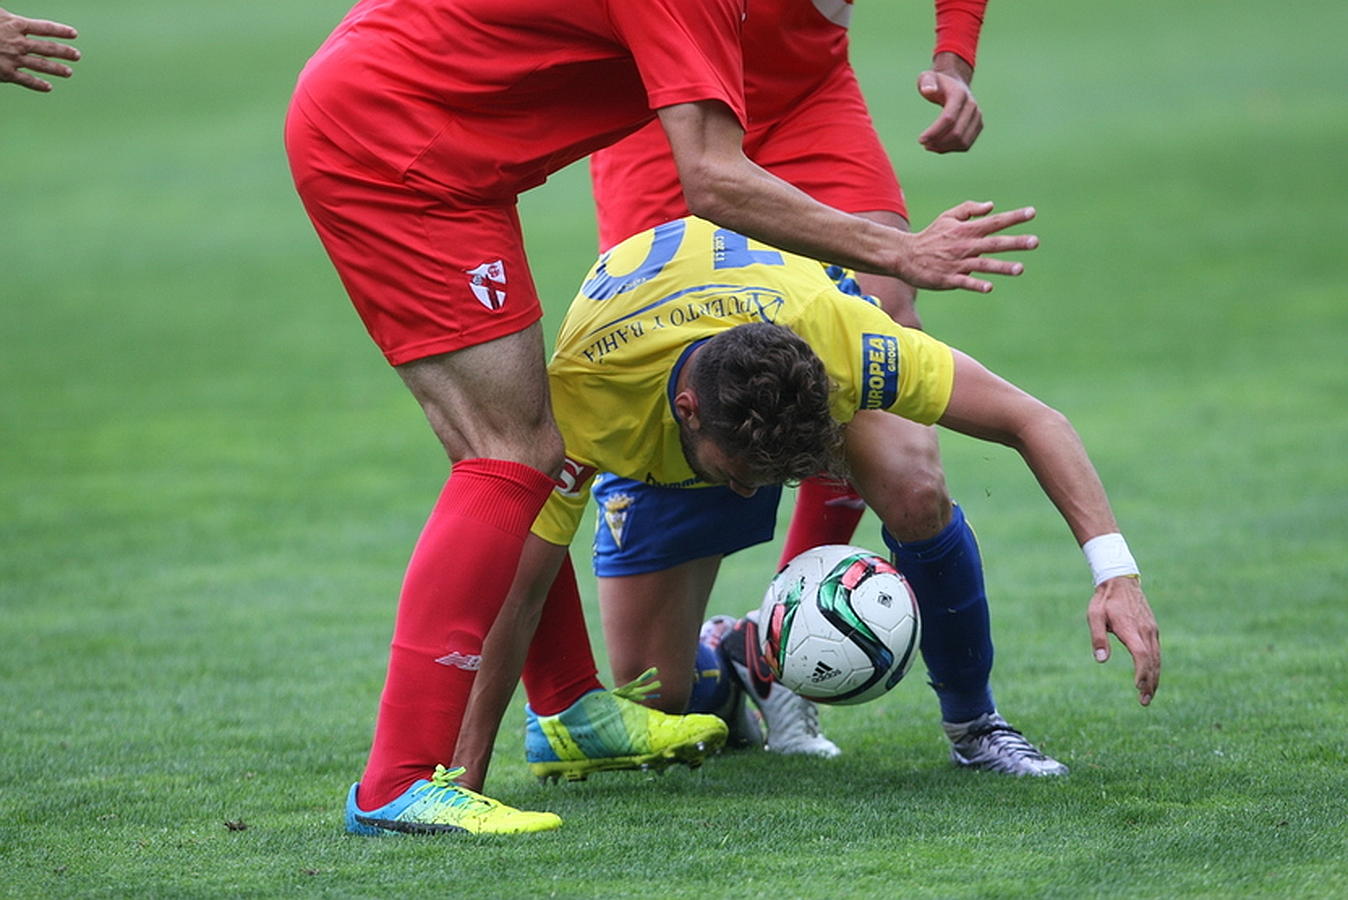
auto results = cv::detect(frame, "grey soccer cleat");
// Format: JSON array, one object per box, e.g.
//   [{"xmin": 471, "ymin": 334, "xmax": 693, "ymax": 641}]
[
  {"xmin": 720, "ymin": 617, "xmax": 841, "ymax": 758},
  {"xmin": 943, "ymin": 712, "xmax": 1068, "ymax": 776},
  {"xmin": 744, "ymin": 658, "xmax": 841, "ymax": 758}
]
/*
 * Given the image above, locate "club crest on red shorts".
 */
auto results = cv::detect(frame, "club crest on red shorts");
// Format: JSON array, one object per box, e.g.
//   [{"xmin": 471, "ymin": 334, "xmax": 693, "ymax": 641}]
[{"xmin": 465, "ymin": 259, "xmax": 507, "ymax": 310}]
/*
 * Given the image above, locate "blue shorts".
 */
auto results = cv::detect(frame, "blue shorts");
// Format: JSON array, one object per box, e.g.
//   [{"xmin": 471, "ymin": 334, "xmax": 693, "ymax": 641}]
[{"xmin": 590, "ymin": 474, "xmax": 784, "ymax": 577}]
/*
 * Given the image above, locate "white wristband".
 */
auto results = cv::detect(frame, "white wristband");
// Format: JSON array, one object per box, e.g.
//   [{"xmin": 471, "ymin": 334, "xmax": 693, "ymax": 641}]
[{"xmin": 1082, "ymin": 533, "xmax": 1140, "ymax": 587}]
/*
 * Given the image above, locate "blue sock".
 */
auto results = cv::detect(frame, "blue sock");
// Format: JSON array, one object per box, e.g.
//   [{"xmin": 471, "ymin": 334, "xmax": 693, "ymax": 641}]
[
  {"xmin": 685, "ymin": 639, "xmax": 731, "ymax": 714},
  {"xmin": 882, "ymin": 504, "xmax": 995, "ymax": 724}
]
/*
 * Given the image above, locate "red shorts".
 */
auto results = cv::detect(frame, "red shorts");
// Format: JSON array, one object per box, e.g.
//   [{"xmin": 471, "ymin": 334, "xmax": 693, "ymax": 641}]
[
  {"xmin": 284, "ymin": 104, "xmax": 543, "ymax": 366},
  {"xmin": 592, "ymin": 61, "xmax": 906, "ymax": 250}
]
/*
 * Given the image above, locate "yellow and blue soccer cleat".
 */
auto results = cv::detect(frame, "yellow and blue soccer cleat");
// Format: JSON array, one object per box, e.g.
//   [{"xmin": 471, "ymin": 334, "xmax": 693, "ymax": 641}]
[
  {"xmin": 345, "ymin": 764, "xmax": 562, "ymax": 835},
  {"xmin": 525, "ymin": 668, "xmax": 728, "ymax": 782}
]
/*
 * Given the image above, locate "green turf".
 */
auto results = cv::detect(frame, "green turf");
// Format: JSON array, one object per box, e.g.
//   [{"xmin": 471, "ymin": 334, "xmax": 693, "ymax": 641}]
[{"xmin": 3, "ymin": 0, "xmax": 1346, "ymax": 896}]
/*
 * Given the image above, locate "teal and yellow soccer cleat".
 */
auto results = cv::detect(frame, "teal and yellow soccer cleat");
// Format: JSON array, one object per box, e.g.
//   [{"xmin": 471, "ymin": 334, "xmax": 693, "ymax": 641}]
[
  {"xmin": 345, "ymin": 764, "xmax": 562, "ymax": 835},
  {"xmin": 525, "ymin": 668, "xmax": 728, "ymax": 782}
]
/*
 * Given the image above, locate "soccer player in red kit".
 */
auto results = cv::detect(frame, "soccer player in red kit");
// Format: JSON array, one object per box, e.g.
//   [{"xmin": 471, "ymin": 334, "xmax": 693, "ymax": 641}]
[
  {"xmin": 285, "ymin": 0, "xmax": 1039, "ymax": 834},
  {"xmin": 588, "ymin": 2, "xmax": 1070, "ymax": 774}
]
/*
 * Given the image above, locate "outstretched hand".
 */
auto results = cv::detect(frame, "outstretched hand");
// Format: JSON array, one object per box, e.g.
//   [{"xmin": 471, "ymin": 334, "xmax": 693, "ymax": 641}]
[
  {"xmin": 917, "ymin": 68, "xmax": 983, "ymax": 153},
  {"xmin": 1087, "ymin": 576, "xmax": 1161, "ymax": 706},
  {"xmin": 0, "ymin": 7, "xmax": 79, "ymax": 92},
  {"xmin": 899, "ymin": 201, "xmax": 1038, "ymax": 293}
]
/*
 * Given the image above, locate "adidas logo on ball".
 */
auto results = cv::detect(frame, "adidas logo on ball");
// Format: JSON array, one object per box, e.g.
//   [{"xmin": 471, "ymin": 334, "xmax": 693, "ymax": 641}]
[
  {"xmin": 809, "ymin": 661, "xmax": 841, "ymax": 683},
  {"xmin": 756, "ymin": 545, "xmax": 921, "ymax": 705}
]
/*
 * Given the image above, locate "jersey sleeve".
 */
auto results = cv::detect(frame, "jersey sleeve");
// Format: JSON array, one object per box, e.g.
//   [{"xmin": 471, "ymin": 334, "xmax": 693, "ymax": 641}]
[
  {"xmin": 805, "ymin": 287, "xmax": 956, "ymax": 425},
  {"xmin": 934, "ymin": 0, "xmax": 988, "ymax": 68},
  {"xmin": 606, "ymin": 0, "xmax": 747, "ymax": 125},
  {"xmin": 891, "ymin": 326, "xmax": 956, "ymax": 424}
]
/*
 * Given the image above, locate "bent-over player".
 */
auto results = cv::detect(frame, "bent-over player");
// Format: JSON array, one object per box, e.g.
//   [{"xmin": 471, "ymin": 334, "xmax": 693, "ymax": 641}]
[
  {"xmin": 589, "ymin": 0, "xmax": 1036, "ymax": 763},
  {"xmin": 449, "ymin": 217, "xmax": 1160, "ymax": 793}
]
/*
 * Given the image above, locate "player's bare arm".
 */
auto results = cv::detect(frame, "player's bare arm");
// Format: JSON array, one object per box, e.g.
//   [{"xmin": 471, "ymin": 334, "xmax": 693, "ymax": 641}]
[
  {"xmin": 0, "ymin": 6, "xmax": 78, "ymax": 92},
  {"xmin": 656, "ymin": 100, "xmax": 1037, "ymax": 294},
  {"xmin": 935, "ymin": 349, "xmax": 1161, "ymax": 706},
  {"xmin": 917, "ymin": 51, "xmax": 983, "ymax": 153},
  {"xmin": 453, "ymin": 534, "xmax": 570, "ymax": 792}
]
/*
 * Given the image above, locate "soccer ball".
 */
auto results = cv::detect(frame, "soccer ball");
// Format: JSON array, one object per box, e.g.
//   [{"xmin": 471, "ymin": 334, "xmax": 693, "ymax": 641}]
[{"xmin": 754, "ymin": 544, "xmax": 921, "ymax": 705}]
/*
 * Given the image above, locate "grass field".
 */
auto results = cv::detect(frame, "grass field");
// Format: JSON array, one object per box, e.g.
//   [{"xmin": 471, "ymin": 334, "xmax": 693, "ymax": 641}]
[{"xmin": 2, "ymin": 1, "xmax": 1346, "ymax": 896}]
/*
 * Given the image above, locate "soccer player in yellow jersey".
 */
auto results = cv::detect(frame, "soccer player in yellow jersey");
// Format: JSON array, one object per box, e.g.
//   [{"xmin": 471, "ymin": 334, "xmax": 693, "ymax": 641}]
[
  {"xmin": 535, "ymin": 218, "xmax": 955, "ymax": 542},
  {"xmin": 447, "ymin": 217, "xmax": 1159, "ymax": 793}
]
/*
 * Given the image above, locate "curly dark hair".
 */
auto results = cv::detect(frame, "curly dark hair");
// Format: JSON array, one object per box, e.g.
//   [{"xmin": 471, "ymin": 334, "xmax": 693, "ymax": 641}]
[{"xmin": 688, "ymin": 322, "xmax": 844, "ymax": 483}]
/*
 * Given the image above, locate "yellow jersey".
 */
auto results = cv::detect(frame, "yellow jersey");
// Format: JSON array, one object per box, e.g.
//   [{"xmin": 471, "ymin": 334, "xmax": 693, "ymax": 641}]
[{"xmin": 535, "ymin": 216, "xmax": 955, "ymax": 545}]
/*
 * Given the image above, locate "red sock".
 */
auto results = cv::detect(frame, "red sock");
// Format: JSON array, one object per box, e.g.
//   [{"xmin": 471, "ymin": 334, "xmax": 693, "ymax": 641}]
[
  {"xmin": 778, "ymin": 475, "xmax": 867, "ymax": 567},
  {"xmin": 521, "ymin": 555, "xmax": 604, "ymax": 716},
  {"xmin": 356, "ymin": 458, "xmax": 556, "ymax": 809}
]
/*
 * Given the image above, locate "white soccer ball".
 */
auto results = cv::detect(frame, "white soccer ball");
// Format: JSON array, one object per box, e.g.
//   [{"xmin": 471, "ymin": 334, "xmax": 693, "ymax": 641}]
[{"xmin": 754, "ymin": 544, "xmax": 921, "ymax": 705}]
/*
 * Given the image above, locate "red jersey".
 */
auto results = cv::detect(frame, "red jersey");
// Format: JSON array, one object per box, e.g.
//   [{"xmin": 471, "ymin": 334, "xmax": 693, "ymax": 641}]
[
  {"xmin": 590, "ymin": 0, "xmax": 986, "ymax": 248},
  {"xmin": 292, "ymin": 0, "xmax": 747, "ymax": 206},
  {"xmin": 730, "ymin": 0, "xmax": 986, "ymax": 124},
  {"xmin": 741, "ymin": 0, "xmax": 852, "ymax": 122}
]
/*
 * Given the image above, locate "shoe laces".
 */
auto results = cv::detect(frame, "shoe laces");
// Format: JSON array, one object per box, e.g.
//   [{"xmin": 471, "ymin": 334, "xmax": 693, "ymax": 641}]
[
  {"xmin": 965, "ymin": 722, "xmax": 1047, "ymax": 760},
  {"xmin": 611, "ymin": 667, "xmax": 662, "ymax": 704},
  {"xmin": 798, "ymin": 699, "xmax": 822, "ymax": 737},
  {"xmin": 774, "ymin": 689, "xmax": 823, "ymax": 738},
  {"xmin": 418, "ymin": 764, "xmax": 499, "ymax": 811}
]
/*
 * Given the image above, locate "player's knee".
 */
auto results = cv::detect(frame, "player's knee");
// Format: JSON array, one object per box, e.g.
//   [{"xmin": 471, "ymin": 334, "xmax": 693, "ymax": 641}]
[
  {"xmin": 428, "ymin": 410, "xmax": 564, "ymax": 477},
  {"xmin": 494, "ymin": 424, "xmax": 564, "ymax": 479},
  {"xmin": 523, "ymin": 423, "xmax": 566, "ymax": 480},
  {"xmin": 878, "ymin": 469, "xmax": 952, "ymax": 542}
]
